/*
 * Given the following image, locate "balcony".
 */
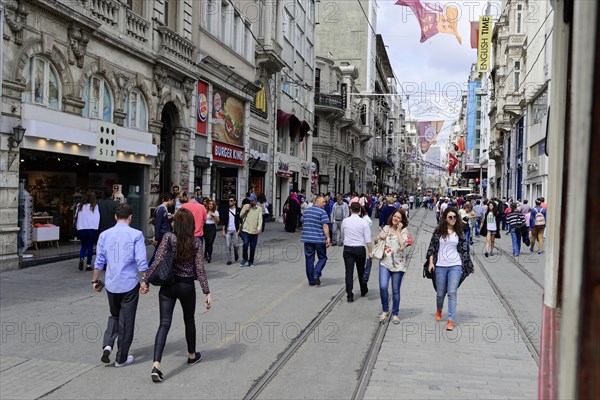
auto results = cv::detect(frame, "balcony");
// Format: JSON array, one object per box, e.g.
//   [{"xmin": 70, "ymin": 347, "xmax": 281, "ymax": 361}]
[
  {"xmin": 314, "ymin": 93, "xmax": 344, "ymax": 119},
  {"xmin": 508, "ymin": 34, "xmax": 527, "ymax": 49},
  {"xmin": 503, "ymin": 92, "xmax": 524, "ymax": 118},
  {"xmin": 359, "ymin": 124, "xmax": 372, "ymax": 142},
  {"xmin": 255, "ymin": 39, "xmax": 285, "ymax": 75},
  {"xmin": 86, "ymin": 0, "xmax": 120, "ymax": 27},
  {"xmin": 126, "ymin": 9, "xmax": 150, "ymax": 43},
  {"xmin": 157, "ymin": 26, "xmax": 196, "ymax": 65}
]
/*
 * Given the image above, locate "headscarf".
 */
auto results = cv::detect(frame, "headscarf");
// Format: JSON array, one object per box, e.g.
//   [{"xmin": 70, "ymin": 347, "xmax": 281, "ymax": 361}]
[{"xmin": 290, "ymin": 192, "xmax": 300, "ymax": 205}]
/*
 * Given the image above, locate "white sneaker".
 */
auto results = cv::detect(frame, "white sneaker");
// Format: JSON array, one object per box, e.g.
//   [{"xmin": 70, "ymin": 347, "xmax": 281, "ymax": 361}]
[{"xmin": 114, "ymin": 355, "xmax": 134, "ymax": 367}]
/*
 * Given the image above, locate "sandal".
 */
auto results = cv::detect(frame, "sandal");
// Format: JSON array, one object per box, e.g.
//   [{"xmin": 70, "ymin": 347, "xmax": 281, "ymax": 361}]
[
  {"xmin": 392, "ymin": 316, "xmax": 400, "ymax": 324},
  {"xmin": 379, "ymin": 312, "xmax": 389, "ymax": 321}
]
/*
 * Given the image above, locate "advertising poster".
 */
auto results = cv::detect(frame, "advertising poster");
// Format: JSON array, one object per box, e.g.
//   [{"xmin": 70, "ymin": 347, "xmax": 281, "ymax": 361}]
[
  {"xmin": 222, "ymin": 177, "xmax": 237, "ymax": 199},
  {"xmin": 212, "ymin": 90, "xmax": 244, "ymax": 147},
  {"xmin": 196, "ymin": 81, "xmax": 208, "ymax": 135}
]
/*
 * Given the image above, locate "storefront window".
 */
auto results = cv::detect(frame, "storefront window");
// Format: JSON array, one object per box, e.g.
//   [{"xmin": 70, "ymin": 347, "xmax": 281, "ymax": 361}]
[
  {"xmin": 124, "ymin": 90, "xmax": 148, "ymax": 130},
  {"xmin": 82, "ymin": 76, "xmax": 113, "ymax": 122},
  {"xmin": 21, "ymin": 56, "xmax": 62, "ymax": 110}
]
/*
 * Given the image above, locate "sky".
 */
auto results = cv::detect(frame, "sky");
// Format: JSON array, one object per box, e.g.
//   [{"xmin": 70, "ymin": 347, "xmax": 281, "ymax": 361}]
[{"xmin": 377, "ymin": 0, "xmax": 502, "ymax": 144}]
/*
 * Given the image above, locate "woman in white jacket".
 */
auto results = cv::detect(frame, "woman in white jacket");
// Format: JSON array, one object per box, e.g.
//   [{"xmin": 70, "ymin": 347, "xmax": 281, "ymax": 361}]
[{"xmin": 76, "ymin": 191, "xmax": 100, "ymax": 271}]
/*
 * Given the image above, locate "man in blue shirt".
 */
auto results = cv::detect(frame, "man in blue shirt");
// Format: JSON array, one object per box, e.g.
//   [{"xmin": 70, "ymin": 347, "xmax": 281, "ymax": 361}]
[
  {"xmin": 301, "ymin": 196, "xmax": 331, "ymax": 286},
  {"xmin": 92, "ymin": 204, "xmax": 149, "ymax": 367}
]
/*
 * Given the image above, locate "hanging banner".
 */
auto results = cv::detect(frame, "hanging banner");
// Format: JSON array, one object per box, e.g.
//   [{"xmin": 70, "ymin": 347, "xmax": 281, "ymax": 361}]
[
  {"xmin": 196, "ymin": 81, "xmax": 208, "ymax": 135},
  {"xmin": 395, "ymin": 0, "xmax": 462, "ymax": 44},
  {"xmin": 448, "ymin": 153, "xmax": 459, "ymax": 174},
  {"xmin": 418, "ymin": 120, "xmax": 444, "ymax": 154},
  {"xmin": 477, "ymin": 15, "xmax": 493, "ymax": 72}
]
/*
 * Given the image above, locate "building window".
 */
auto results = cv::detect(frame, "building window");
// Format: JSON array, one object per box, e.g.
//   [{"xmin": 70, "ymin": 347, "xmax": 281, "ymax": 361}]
[
  {"xmin": 257, "ymin": 0, "xmax": 265, "ymax": 37},
  {"xmin": 244, "ymin": 21, "xmax": 252, "ymax": 60},
  {"xmin": 82, "ymin": 76, "xmax": 113, "ymax": 122},
  {"xmin": 283, "ymin": 10, "xmax": 292, "ymax": 41},
  {"xmin": 516, "ymin": 4, "xmax": 523, "ymax": 34},
  {"xmin": 127, "ymin": 0, "xmax": 144, "ymax": 16},
  {"xmin": 233, "ymin": 13, "xmax": 241, "ymax": 52},
  {"xmin": 313, "ymin": 115, "xmax": 319, "ymax": 137},
  {"xmin": 205, "ymin": 0, "xmax": 216, "ymax": 34},
  {"xmin": 21, "ymin": 56, "xmax": 61, "ymax": 110},
  {"xmin": 124, "ymin": 90, "xmax": 148, "ymax": 130},
  {"xmin": 514, "ymin": 61, "xmax": 521, "ymax": 91},
  {"xmin": 165, "ymin": 0, "xmax": 178, "ymax": 30},
  {"xmin": 305, "ymin": 40, "xmax": 313, "ymax": 63},
  {"xmin": 221, "ymin": 1, "xmax": 229, "ymax": 43},
  {"xmin": 295, "ymin": 26, "xmax": 304, "ymax": 55}
]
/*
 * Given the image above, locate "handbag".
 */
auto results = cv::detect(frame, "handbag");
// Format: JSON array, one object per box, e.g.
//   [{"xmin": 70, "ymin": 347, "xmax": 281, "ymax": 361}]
[
  {"xmin": 495, "ymin": 230, "xmax": 501, "ymax": 239},
  {"xmin": 363, "ymin": 258, "xmax": 372, "ymax": 283},
  {"xmin": 148, "ymin": 235, "xmax": 175, "ymax": 286},
  {"xmin": 372, "ymin": 239, "xmax": 386, "ymax": 259}
]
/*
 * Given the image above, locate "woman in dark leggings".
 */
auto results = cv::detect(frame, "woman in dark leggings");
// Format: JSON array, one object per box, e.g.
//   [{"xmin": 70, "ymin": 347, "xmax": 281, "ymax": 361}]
[
  {"xmin": 144, "ymin": 209, "xmax": 211, "ymax": 382},
  {"xmin": 203, "ymin": 200, "xmax": 220, "ymax": 262}
]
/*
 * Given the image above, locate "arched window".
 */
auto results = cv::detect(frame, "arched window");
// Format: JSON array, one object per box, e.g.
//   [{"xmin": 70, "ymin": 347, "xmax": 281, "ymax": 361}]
[
  {"xmin": 82, "ymin": 76, "xmax": 113, "ymax": 121},
  {"xmin": 124, "ymin": 89, "xmax": 148, "ymax": 130},
  {"xmin": 21, "ymin": 56, "xmax": 62, "ymax": 110}
]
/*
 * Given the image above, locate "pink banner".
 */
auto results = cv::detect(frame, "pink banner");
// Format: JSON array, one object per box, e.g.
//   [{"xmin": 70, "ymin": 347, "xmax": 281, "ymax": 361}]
[
  {"xmin": 396, "ymin": 0, "xmax": 462, "ymax": 44},
  {"xmin": 418, "ymin": 120, "xmax": 444, "ymax": 154}
]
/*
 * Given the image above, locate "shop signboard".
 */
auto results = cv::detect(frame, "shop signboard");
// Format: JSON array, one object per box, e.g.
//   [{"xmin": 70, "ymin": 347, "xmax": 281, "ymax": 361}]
[
  {"xmin": 211, "ymin": 90, "xmax": 244, "ymax": 147},
  {"xmin": 95, "ymin": 122, "xmax": 118, "ymax": 162},
  {"xmin": 277, "ymin": 160, "xmax": 293, "ymax": 178},
  {"xmin": 212, "ymin": 141, "xmax": 244, "ymax": 166},
  {"xmin": 222, "ymin": 177, "xmax": 237, "ymax": 199},
  {"xmin": 196, "ymin": 81, "xmax": 208, "ymax": 135}
]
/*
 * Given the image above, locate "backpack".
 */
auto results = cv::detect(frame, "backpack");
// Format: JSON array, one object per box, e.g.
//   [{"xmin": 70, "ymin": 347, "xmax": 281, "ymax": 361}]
[{"xmin": 534, "ymin": 207, "xmax": 546, "ymax": 226}]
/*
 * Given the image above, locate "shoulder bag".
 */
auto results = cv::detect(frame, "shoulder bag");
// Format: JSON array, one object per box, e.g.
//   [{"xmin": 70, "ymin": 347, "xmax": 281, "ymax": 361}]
[{"xmin": 148, "ymin": 235, "xmax": 175, "ymax": 286}]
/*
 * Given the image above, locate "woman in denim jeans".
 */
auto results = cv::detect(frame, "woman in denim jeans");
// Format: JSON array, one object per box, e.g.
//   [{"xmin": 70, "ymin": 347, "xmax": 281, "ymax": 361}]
[
  {"xmin": 426, "ymin": 207, "xmax": 475, "ymax": 331},
  {"xmin": 375, "ymin": 209, "xmax": 410, "ymax": 324}
]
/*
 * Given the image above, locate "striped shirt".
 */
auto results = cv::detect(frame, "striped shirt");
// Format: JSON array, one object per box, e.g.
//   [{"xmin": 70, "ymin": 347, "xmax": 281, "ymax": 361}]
[
  {"xmin": 506, "ymin": 210, "xmax": 525, "ymax": 228},
  {"xmin": 301, "ymin": 206, "xmax": 330, "ymax": 243}
]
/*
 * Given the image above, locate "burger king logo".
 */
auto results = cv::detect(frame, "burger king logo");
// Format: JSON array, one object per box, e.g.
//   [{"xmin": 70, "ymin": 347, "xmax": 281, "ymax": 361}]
[
  {"xmin": 214, "ymin": 93, "xmax": 222, "ymax": 114},
  {"xmin": 197, "ymin": 93, "xmax": 208, "ymax": 122}
]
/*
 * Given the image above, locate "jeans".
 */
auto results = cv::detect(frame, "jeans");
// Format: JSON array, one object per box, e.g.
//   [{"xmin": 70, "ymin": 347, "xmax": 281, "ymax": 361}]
[
  {"xmin": 332, "ymin": 221, "xmax": 344, "ymax": 245},
  {"xmin": 224, "ymin": 230, "xmax": 238, "ymax": 263},
  {"xmin": 241, "ymin": 232, "xmax": 258, "ymax": 264},
  {"xmin": 203, "ymin": 224, "xmax": 217, "ymax": 258},
  {"xmin": 153, "ymin": 280, "xmax": 196, "ymax": 362},
  {"xmin": 103, "ymin": 283, "xmax": 140, "ymax": 364},
  {"xmin": 379, "ymin": 265, "xmax": 404, "ymax": 316},
  {"xmin": 475, "ymin": 217, "xmax": 482, "ymax": 236},
  {"xmin": 304, "ymin": 242, "xmax": 327, "ymax": 284},
  {"xmin": 343, "ymin": 246, "xmax": 367, "ymax": 298},
  {"xmin": 78, "ymin": 229, "xmax": 97, "ymax": 265},
  {"xmin": 510, "ymin": 228, "xmax": 521, "ymax": 256},
  {"xmin": 464, "ymin": 228, "xmax": 471, "ymax": 252},
  {"xmin": 435, "ymin": 265, "xmax": 462, "ymax": 321}
]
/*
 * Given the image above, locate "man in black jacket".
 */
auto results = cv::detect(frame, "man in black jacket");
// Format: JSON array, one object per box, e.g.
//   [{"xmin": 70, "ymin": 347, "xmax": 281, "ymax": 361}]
[
  {"xmin": 221, "ymin": 196, "xmax": 241, "ymax": 265},
  {"xmin": 98, "ymin": 187, "xmax": 118, "ymax": 236}
]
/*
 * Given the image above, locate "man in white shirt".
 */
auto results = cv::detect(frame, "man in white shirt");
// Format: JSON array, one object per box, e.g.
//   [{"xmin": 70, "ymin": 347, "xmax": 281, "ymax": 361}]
[
  {"xmin": 341, "ymin": 202, "xmax": 373, "ymax": 302},
  {"xmin": 409, "ymin": 195, "xmax": 415, "ymax": 209}
]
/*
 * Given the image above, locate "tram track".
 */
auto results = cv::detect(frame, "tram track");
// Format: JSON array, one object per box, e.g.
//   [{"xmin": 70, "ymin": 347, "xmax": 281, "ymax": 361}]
[{"xmin": 243, "ymin": 209, "xmax": 428, "ymax": 400}]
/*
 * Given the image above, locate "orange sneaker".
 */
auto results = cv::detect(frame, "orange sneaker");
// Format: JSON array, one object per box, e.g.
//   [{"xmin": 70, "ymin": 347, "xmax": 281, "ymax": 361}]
[
  {"xmin": 435, "ymin": 309, "xmax": 442, "ymax": 321},
  {"xmin": 446, "ymin": 321, "xmax": 454, "ymax": 331}
]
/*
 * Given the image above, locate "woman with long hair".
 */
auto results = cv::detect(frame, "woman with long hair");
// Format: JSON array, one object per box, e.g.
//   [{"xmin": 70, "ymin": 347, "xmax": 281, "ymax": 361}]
[
  {"xmin": 375, "ymin": 209, "xmax": 410, "ymax": 324},
  {"xmin": 76, "ymin": 191, "xmax": 100, "ymax": 271},
  {"xmin": 203, "ymin": 200, "xmax": 220, "ymax": 263},
  {"xmin": 426, "ymin": 207, "xmax": 474, "ymax": 331},
  {"xmin": 143, "ymin": 209, "xmax": 211, "ymax": 382},
  {"xmin": 257, "ymin": 193, "xmax": 269, "ymax": 233},
  {"xmin": 481, "ymin": 202, "xmax": 500, "ymax": 257}
]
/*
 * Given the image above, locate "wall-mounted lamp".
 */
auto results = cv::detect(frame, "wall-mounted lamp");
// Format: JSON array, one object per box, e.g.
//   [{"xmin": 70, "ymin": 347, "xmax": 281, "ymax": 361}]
[
  {"xmin": 153, "ymin": 150, "xmax": 166, "ymax": 180},
  {"xmin": 8, "ymin": 124, "xmax": 26, "ymax": 168}
]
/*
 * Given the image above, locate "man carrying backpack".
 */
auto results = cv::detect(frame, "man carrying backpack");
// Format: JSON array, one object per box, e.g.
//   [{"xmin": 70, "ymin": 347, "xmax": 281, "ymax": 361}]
[{"xmin": 529, "ymin": 199, "xmax": 547, "ymax": 255}]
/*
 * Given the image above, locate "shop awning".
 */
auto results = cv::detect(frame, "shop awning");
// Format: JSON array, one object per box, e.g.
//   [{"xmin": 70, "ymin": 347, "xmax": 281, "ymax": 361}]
[
  {"xmin": 299, "ymin": 120, "xmax": 310, "ymax": 140},
  {"xmin": 277, "ymin": 110, "xmax": 300, "ymax": 139}
]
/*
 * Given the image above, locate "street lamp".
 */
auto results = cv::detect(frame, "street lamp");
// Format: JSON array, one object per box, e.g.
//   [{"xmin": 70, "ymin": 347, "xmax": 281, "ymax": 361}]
[
  {"xmin": 153, "ymin": 150, "xmax": 166, "ymax": 180},
  {"xmin": 8, "ymin": 124, "xmax": 26, "ymax": 168}
]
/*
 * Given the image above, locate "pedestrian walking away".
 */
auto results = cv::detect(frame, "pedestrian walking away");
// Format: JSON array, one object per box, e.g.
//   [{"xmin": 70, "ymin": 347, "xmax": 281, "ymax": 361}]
[
  {"xmin": 507, "ymin": 202, "xmax": 528, "ymax": 257},
  {"xmin": 529, "ymin": 199, "xmax": 547, "ymax": 254},
  {"xmin": 301, "ymin": 195, "xmax": 331, "ymax": 286},
  {"xmin": 426, "ymin": 207, "xmax": 475, "ymax": 331},
  {"xmin": 221, "ymin": 196, "xmax": 241, "ymax": 265},
  {"xmin": 458, "ymin": 202, "xmax": 476, "ymax": 250},
  {"xmin": 376, "ymin": 209, "xmax": 410, "ymax": 324},
  {"xmin": 341, "ymin": 202, "xmax": 372, "ymax": 303},
  {"xmin": 76, "ymin": 191, "xmax": 100, "ymax": 271},
  {"xmin": 143, "ymin": 209, "xmax": 211, "ymax": 382},
  {"xmin": 257, "ymin": 193, "xmax": 269, "ymax": 233},
  {"xmin": 283, "ymin": 192, "xmax": 300, "ymax": 233},
  {"xmin": 92, "ymin": 204, "xmax": 149, "ymax": 367},
  {"xmin": 239, "ymin": 198, "xmax": 263, "ymax": 267},
  {"xmin": 203, "ymin": 200, "xmax": 220, "ymax": 263},
  {"xmin": 151, "ymin": 193, "xmax": 175, "ymax": 266}
]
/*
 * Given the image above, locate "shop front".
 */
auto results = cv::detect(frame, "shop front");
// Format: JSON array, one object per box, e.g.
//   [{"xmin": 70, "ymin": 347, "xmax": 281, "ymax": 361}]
[
  {"xmin": 248, "ymin": 148, "xmax": 269, "ymax": 197},
  {"xmin": 211, "ymin": 141, "xmax": 244, "ymax": 216}
]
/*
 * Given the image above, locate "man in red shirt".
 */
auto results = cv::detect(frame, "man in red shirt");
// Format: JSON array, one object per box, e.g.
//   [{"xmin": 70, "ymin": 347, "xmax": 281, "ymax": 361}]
[{"xmin": 181, "ymin": 193, "xmax": 207, "ymax": 240}]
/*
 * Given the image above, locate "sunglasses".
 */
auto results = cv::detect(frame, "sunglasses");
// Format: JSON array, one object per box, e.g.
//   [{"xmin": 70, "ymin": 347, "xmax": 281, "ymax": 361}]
[
  {"xmin": 229, "ymin": 200, "xmax": 235, "ymax": 202},
  {"xmin": 447, "ymin": 215, "xmax": 457, "ymax": 220}
]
